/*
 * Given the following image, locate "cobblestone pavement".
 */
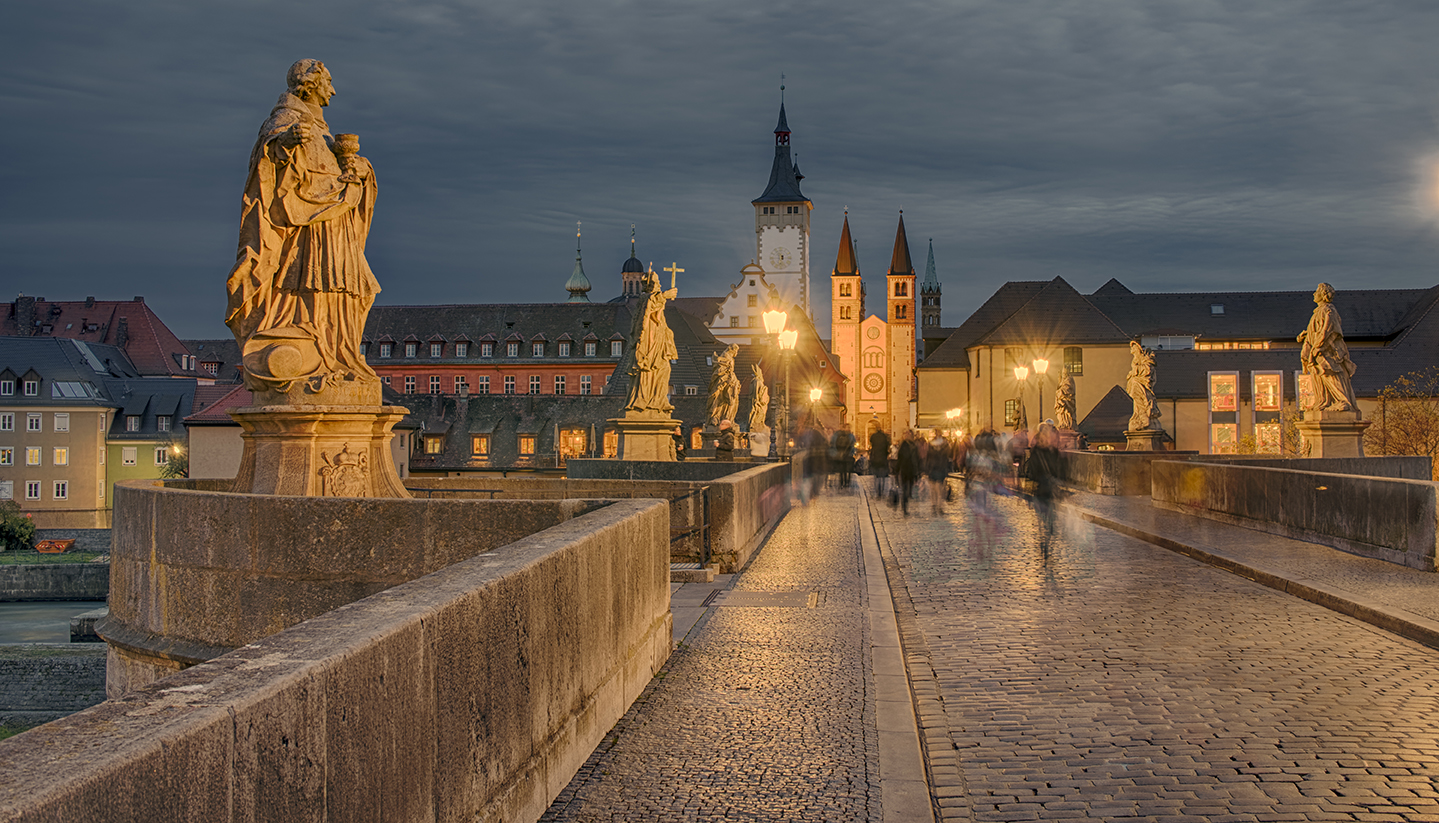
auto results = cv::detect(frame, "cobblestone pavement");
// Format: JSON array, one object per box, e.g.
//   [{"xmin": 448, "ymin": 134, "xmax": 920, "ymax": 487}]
[
  {"xmin": 542, "ymin": 491, "xmax": 882, "ymax": 822},
  {"xmin": 869, "ymin": 479, "xmax": 1439, "ymax": 822}
]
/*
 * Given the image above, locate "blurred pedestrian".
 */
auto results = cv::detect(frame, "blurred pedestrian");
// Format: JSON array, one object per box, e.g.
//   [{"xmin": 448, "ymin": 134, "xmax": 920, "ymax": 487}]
[
  {"xmin": 672, "ymin": 426, "xmax": 687, "ymax": 461},
  {"xmin": 896, "ymin": 430, "xmax": 920, "ymax": 516},
  {"xmin": 924, "ymin": 428, "xmax": 950, "ymax": 514},
  {"xmin": 869, "ymin": 425, "xmax": 891, "ymax": 496},
  {"xmin": 832, "ymin": 423, "xmax": 856, "ymax": 489},
  {"xmin": 1026, "ymin": 422, "xmax": 1063, "ymax": 554},
  {"xmin": 714, "ymin": 419, "xmax": 735, "ymax": 461}
]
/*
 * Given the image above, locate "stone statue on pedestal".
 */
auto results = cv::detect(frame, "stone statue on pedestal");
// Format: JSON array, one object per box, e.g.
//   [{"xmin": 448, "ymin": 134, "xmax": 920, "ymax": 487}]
[
  {"xmin": 623, "ymin": 267, "xmax": 678, "ymax": 416},
  {"xmin": 1054, "ymin": 373, "xmax": 1076, "ymax": 431},
  {"xmin": 221, "ymin": 60, "xmax": 407, "ymax": 497},
  {"xmin": 225, "ymin": 59, "xmax": 380, "ymax": 399},
  {"xmin": 748, "ymin": 365, "xmax": 770, "ymax": 433},
  {"xmin": 707, "ymin": 344, "xmax": 742, "ymax": 427},
  {"xmin": 1297, "ymin": 282, "xmax": 1358, "ymax": 414},
  {"xmin": 1295, "ymin": 282, "xmax": 1369, "ymax": 457},
  {"xmin": 1126, "ymin": 341, "xmax": 1161, "ymax": 432}
]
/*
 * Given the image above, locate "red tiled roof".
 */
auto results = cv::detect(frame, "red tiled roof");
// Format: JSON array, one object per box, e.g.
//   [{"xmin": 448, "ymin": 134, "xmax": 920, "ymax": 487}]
[
  {"xmin": 184, "ymin": 384, "xmax": 253, "ymax": 424},
  {"xmin": 3, "ymin": 296, "xmax": 195, "ymax": 378}
]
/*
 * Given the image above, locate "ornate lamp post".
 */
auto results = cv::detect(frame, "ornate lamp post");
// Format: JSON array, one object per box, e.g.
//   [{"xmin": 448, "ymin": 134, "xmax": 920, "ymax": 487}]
[
  {"xmin": 808, "ymin": 386, "xmax": 822, "ymax": 428},
  {"xmin": 1013, "ymin": 365, "xmax": 1029, "ymax": 430},
  {"xmin": 1032, "ymin": 357, "xmax": 1049, "ymax": 424},
  {"xmin": 777, "ymin": 327, "xmax": 798, "ymax": 459},
  {"xmin": 945, "ymin": 407, "xmax": 963, "ymax": 437},
  {"xmin": 761, "ymin": 306, "xmax": 788, "ymax": 460}
]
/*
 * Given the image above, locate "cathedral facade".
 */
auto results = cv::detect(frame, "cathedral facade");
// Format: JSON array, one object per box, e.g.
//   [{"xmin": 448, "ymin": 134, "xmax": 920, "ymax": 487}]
[{"xmin": 830, "ymin": 212, "xmax": 918, "ymax": 438}]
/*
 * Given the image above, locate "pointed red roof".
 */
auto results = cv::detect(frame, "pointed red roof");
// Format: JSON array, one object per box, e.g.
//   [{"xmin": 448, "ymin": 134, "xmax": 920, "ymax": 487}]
[
  {"xmin": 888, "ymin": 213, "xmax": 914, "ymax": 276},
  {"xmin": 832, "ymin": 214, "xmax": 859, "ymax": 276}
]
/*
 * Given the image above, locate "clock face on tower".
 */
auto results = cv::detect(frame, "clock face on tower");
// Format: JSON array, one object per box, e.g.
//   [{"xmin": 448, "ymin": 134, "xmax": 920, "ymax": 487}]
[{"xmin": 768, "ymin": 246, "xmax": 792, "ymax": 269}]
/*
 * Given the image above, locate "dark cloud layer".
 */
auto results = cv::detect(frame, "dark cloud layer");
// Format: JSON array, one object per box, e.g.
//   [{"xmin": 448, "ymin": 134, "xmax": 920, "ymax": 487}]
[{"xmin": 3, "ymin": 0, "xmax": 1439, "ymax": 339}]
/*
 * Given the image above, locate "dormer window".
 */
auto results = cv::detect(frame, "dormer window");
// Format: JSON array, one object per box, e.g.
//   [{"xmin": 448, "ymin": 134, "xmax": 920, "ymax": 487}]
[
  {"xmin": 126, "ymin": 415, "xmax": 140, "ymax": 432},
  {"xmin": 430, "ymin": 342, "xmax": 442, "ymax": 358},
  {"xmin": 380, "ymin": 343, "xmax": 392, "ymax": 358},
  {"xmin": 532, "ymin": 342, "xmax": 544, "ymax": 357},
  {"xmin": 1211, "ymin": 304, "xmax": 1225, "ymax": 315},
  {"xmin": 610, "ymin": 340, "xmax": 623, "ymax": 357},
  {"xmin": 481, "ymin": 342, "xmax": 494, "ymax": 357},
  {"xmin": 0, "ymin": 380, "xmax": 12, "ymax": 396},
  {"xmin": 507, "ymin": 342, "xmax": 520, "ymax": 358},
  {"xmin": 23, "ymin": 380, "xmax": 39, "ymax": 397},
  {"xmin": 558, "ymin": 341, "xmax": 571, "ymax": 357},
  {"xmin": 455, "ymin": 342, "xmax": 469, "ymax": 358},
  {"xmin": 405, "ymin": 342, "xmax": 417, "ymax": 357},
  {"xmin": 585, "ymin": 341, "xmax": 597, "ymax": 357}
]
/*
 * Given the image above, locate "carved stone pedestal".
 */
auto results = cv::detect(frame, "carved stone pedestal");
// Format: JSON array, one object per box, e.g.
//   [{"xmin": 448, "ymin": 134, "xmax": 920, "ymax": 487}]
[
  {"xmin": 749, "ymin": 428, "xmax": 771, "ymax": 459},
  {"xmin": 1296, "ymin": 410, "xmax": 1371, "ymax": 458},
  {"xmin": 1124, "ymin": 429, "xmax": 1165, "ymax": 451},
  {"xmin": 610, "ymin": 414, "xmax": 681, "ymax": 462},
  {"xmin": 230, "ymin": 405, "xmax": 411, "ymax": 497}
]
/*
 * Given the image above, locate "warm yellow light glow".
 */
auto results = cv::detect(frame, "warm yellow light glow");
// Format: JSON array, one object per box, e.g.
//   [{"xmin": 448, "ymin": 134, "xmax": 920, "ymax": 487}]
[
  {"xmin": 809, "ymin": 387, "xmax": 822, "ymax": 402},
  {"xmin": 1014, "ymin": 365, "xmax": 1029, "ymax": 381},
  {"xmin": 762, "ymin": 307, "xmax": 788, "ymax": 335},
  {"xmin": 945, "ymin": 408, "xmax": 962, "ymax": 420},
  {"xmin": 778, "ymin": 329, "xmax": 799, "ymax": 350},
  {"xmin": 1033, "ymin": 358, "xmax": 1049, "ymax": 375}
]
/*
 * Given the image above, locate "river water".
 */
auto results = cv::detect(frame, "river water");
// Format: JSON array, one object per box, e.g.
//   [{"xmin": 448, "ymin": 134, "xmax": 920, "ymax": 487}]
[{"xmin": 0, "ymin": 601, "xmax": 107, "ymax": 644}]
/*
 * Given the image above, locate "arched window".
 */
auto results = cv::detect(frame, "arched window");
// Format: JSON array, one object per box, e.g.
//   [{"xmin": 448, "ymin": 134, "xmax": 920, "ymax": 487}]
[
  {"xmin": 895, "ymin": 282, "xmax": 908, "ymax": 297},
  {"xmin": 839, "ymin": 283, "xmax": 852, "ymax": 297}
]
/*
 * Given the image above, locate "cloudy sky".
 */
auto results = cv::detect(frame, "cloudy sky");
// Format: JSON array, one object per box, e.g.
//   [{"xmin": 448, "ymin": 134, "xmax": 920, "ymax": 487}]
[{"xmin": 4, "ymin": 0, "xmax": 1439, "ymax": 340}]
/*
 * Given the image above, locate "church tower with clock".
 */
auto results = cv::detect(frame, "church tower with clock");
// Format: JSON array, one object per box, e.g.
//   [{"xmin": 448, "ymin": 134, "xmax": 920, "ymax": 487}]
[{"xmin": 752, "ymin": 97, "xmax": 813, "ymax": 317}]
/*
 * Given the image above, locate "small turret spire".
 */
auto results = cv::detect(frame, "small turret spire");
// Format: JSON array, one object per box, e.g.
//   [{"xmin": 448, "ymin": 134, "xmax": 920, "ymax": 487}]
[
  {"xmin": 565, "ymin": 221, "xmax": 592, "ymax": 303},
  {"xmin": 923, "ymin": 239, "xmax": 938, "ymax": 285}
]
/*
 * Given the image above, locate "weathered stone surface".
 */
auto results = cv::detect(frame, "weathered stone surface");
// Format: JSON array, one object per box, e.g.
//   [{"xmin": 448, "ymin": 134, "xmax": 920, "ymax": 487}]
[
  {"xmin": 103, "ymin": 479, "xmax": 604, "ymax": 694},
  {"xmin": 1152, "ymin": 459, "xmax": 1439, "ymax": 570},
  {"xmin": 1059, "ymin": 449, "xmax": 1200, "ymax": 495},
  {"xmin": 0, "ymin": 500, "xmax": 671, "ymax": 823},
  {"xmin": 0, "ymin": 564, "xmax": 109, "ymax": 602},
  {"xmin": 565, "ymin": 457, "xmax": 760, "ymax": 482}
]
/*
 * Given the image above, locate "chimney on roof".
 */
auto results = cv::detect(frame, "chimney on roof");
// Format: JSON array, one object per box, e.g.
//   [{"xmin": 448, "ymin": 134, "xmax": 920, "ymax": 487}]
[
  {"xmin": 116, "ymin": 316, "xmax": 130, "ymax": 348},
  {"xmin": 85, "ymin": 296, "xmax": 95, "ymax": 308},
  {"xmin": 14, "ymin": 295, "xmax": 36, "ymax": 337},
  {"xmin": 134, "ymin": 296, "xmax": 144, "ymax": 303}
]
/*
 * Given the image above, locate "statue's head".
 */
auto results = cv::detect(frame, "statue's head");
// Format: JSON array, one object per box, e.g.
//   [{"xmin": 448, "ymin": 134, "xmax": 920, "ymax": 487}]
[
  {"xmin": 287, "ymin": 59, "xmax": 333, "ymax": 105},
  {"xmin": 1314, "ymin": 282, "xmax": 1335, "ymax": 304}
]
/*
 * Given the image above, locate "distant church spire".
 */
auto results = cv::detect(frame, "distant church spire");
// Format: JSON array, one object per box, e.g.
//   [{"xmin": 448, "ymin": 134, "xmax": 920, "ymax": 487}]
[
  {"xmin": 621, "ymin": 222, "xmax": 645, "ymax": 297},
  {"xmin": 888, "ymin": 211, "xmax": 915, "ymax": 276},
  {"xmin": 920, "ymin": 238, "xmax": 941, "ymax": 329},
  {"xmin": 833, "ymin": 210, "xmax": 859, "ymax": 276},
  {"xmin": 752, "ymin": 84, "xmax": 806, "ymax": 204},
  {"xmin": 565, "ymin": 221, "xmax": 592, "ymax": 303}
]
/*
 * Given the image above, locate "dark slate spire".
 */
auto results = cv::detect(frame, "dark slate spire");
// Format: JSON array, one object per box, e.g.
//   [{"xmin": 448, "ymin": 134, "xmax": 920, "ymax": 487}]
[
  {"xmin": 565, "ymin": 222, "xmax": 592, "ymax": 303},
  {"xmin": 888, "ymin": 212, "xmax": 915, "ymax": 276},
  {"xmin": 621, "ymin": 223, "xmax": 643, "ymax": 274},
  {"xmin": 922, "ymin": 239, "xmax": 939, "ymax": 288},
  {"xmin": 752, "ymin": 95, "xmax": 808, "ymax": 204},
  {"xmin": 833, "ymin": 211, "xmax": 859, "ymax": 276}
]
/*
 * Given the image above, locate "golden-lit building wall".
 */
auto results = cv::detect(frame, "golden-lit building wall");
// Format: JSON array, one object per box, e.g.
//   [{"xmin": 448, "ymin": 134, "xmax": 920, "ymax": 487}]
[
  {"xmin": 831, "ymin": 274, "xmax": 863, "ymax": 429},
  {"xmin": 2, "ymin": 406, "xmax": 110, "ymax": 529},
  {"xmin": 886, "ymin": 271, "xmax": 916, "ymax": 433}
]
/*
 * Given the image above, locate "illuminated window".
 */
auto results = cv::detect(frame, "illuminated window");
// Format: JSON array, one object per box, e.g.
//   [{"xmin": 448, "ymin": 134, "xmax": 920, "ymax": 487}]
[
  {"xmin": 1004, "ymin": 399, "xmax": 1019, "ymax": 428},
  {"xmin": 471, "ymin": 435, "xmax": 490, "ymax": 457},
  {"xmin": 1295, "ymin": 371, "xmax": 1314, "ymax": 413},
  {"xmin": 504, "ymin": 376, "xmax": 515, "ymax": 394},
  {"xmin": 604, "ymin": 429, "xmax": 619, "ymax": 457},
  {"xmin": 1063, "ymin": 347, "xmax": 1083, "ymax": 376},
  {"xmin": 430, "ymin": 343, "xmax": 442, "ymax": 357},
  {"xmin": 518, "ymin": 435, "xmax": 536, "ymax": 456},
  {"xmin": 554, "ymin": 375, "xmax": 566, "ymax": 395},
  {"xmin": 424, "ymin": 435, "xmax": 444, "ymax": 455},
  {"xmin": 53, "ymin": 413, "xmax": 69, "ymax": 432},
  {"xmin": 26, "ymin": 447, "xmax": 41, "ymax": 466},
  {"xmin": 53, "ymin": 447, "xmax": 67, "ymax": 466},
  {"xmin": 0, "ymin": 447, "xmax": 10, "ymax": 466},
  {"xmin": 405, "ymin": 342, "xmax": 417, "ymax": 357},
  {"xmin": 529, "ymin": 376, "xmax": 541, "ymax": 394},
  {"xmin": 1208, "ymin": 372, "xmax": 1239, "ymax": 454},
  {"xmin": 581, "ymin": 375, "xmax": 592, "ymax": 395}
]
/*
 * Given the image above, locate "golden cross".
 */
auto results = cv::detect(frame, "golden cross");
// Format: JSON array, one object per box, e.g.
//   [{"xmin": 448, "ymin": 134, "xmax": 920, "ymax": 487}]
[{"xmin": 663, "ymin": 261, "xmax": 684, "ymax": 292}]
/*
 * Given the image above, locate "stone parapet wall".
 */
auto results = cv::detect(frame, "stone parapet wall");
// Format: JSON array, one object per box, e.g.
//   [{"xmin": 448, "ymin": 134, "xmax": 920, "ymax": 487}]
[
  {"xmin": 0, "ymin": 500, "xmax": 672, "ymax": 823},
  {"xmin": 1191, "ymin": 454, "xmax": 1432, "ymax": 481},
  {"xmin": 1059, "ymin": 450, "xmax": 1200, "ymax": 496},
  {"xmin": 1152, "ymin": 460, "xmax": 1439, "ymax": 571},
  {"xmin": 0, "ymin": 564, "xmax": 109, "ymax": 602},
  {"xmin": 705, "ymin": 462, "xmax": 790, "ymax": 572},
  {"xmin": 0, "ymin": 646, "xmax": 106, "ymax": 729},
  {"xmin": 103, "ymin": 480, "xmax": 606, "ymax": 693},
  {"xmin": 565, "ymin": 457, "xmax": 765, "ymax": 482}
]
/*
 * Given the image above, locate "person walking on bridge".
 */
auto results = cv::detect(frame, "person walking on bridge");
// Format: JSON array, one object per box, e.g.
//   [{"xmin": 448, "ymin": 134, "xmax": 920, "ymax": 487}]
[
  {"xmin": 868, "ymin": 425, "xmax": 891, "ymax": 497},
  {"xmin": 832, "ymin": 423, "xmax": 856, "ymax": 490},
  {"xmin": 896, "ymin": 430, "xmax": 921, "ymax": 516},
  {"xmin": 924, "ymin": 429, "xmax": 951, "ymax": 515}
]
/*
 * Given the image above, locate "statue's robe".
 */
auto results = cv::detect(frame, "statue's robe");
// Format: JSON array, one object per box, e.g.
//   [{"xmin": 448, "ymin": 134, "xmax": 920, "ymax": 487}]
[
  {"xmin": 1301, "ymin": 302, "xmax": 1357, "ymax": 412},
  {"xmin": 225, "ymin": 92, "xmax": 379, "ymax": 391},
  {"xmin": 624, "ymin": 290, "xmax": 677, "ymax": 415}
]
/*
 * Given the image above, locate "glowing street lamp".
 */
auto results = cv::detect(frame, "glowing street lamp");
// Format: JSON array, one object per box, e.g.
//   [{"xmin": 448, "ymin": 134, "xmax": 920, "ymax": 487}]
[
  {"xmin": 808, "ymin": 386, "xmax": 822, "ymax": 428},
  {"xmin": 1032, "ymin": 357, "xmax": 1049, "ymax": 426},
  {"xmin": 945, "ymin": 407, "xmax": 963, "ymax": 435},
  {"xmin": 776, "ymin": 325, "xmax": 798, "ymax": 459}
]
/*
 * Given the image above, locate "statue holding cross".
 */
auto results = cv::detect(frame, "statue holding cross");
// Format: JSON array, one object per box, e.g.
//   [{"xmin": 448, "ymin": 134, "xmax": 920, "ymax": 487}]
[{"xmin": 663, "ymin": 261, "xmax": 684, "ymax": 293}]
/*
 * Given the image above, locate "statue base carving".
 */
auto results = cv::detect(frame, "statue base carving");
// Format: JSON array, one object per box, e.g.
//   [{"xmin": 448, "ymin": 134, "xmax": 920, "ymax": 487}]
[
  {"xmin": 610, "ymin": 414, "xmax": 681, "ymax": 462},
  {"xmin": 229, "ymin": 404, "xmax": 411, "ymax": 497},
  {"xmin": 1296, "ymin": 410, "xmax": 1371, "ymax": 458},
  {"xmin": 1124, "ymin": 429, "xmax": 1166, "ymax": 451},
  {"xmin": 749, "ymin": 428, "xmax": 771, "ymax": 458}
]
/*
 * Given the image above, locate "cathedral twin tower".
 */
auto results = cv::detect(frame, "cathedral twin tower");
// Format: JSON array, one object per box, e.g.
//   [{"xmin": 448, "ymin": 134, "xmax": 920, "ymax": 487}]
[{"xmin": 749, "ymin": 99, "xmax": 928, "ymax": 435}]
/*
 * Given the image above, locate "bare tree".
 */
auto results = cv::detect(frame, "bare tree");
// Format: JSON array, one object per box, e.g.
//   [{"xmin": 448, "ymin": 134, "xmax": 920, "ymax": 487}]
[{"xmin": 1364, "ymin": 367, "xmax": 1439, "ymax": 480}]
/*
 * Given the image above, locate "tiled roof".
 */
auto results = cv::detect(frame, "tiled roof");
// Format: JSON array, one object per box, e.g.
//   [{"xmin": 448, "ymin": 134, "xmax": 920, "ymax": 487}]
[
  {"xmin": 0, "ymin": 337, "xmax": 135, "ymax": 408},
  {"xmin": 184, "ymin": 384, "xmax": 253, "ymax": 424},
  {"xmin": 3, "ymin": 296, "xmax": 198, "ymax": 378},
  {"xmin": 916, "ymin": 282, "xmax": 1049, "ymax": 371},
  {"xmin": 183, "ymin": 338, "xmax": 244, "ymax": 383},
  {"xmin": 103, "ymin": 377, "xmax": 198, "ymax": 440},
  {"xmin": 1090, "ymin": 286, "xmax": 1431, "ymax": 341},
  {"xmin": 979, "ymin": 277, "xmax": 1130, "ymax": 347},
  {"xmin": 364, "ymin": 303, "xmax": 632, "ymax": 368}
]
